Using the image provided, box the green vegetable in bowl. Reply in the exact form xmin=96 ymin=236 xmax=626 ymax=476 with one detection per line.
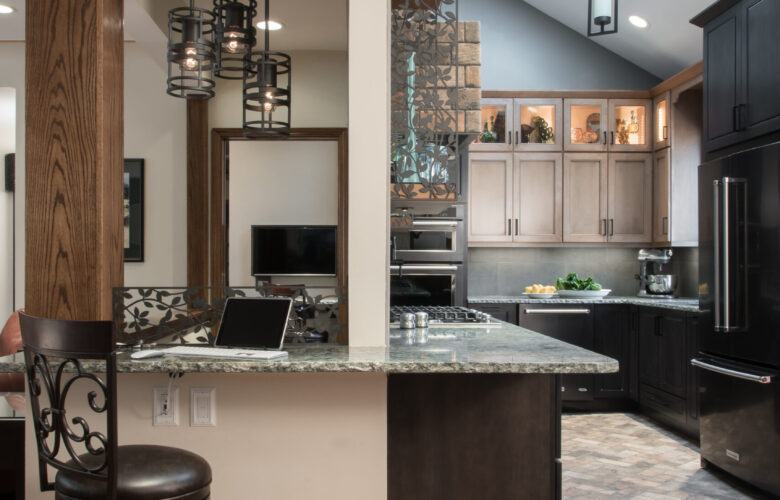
xmin=555 ymin=273 xmax=602 ymax=291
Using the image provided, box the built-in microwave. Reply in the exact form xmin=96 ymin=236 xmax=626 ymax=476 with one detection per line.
xmin=390 ymin=204 xmax=465 ymax=263
xmin=389 ymin=264 xmax=464 ymax=307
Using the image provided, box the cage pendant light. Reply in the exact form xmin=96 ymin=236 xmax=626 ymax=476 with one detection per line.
xmin=587 ymin=0 xmax=618 ymax=37
xmin=166 ymin=0 xmax=217 ymax=99
xmin=242 ymin=0 xmax=291 ymax=137
xmin=213 ymin=0 xmax=258 ymax=79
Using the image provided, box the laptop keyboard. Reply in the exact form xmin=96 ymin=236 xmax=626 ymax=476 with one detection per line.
xmin=161 ymin=346 xmax=288 ymax=360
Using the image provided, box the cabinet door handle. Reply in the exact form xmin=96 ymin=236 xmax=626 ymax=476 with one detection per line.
xmin=603 ymin=131 xmax=607 ymax=144
xmin=609 ymin=219 xmax=614 ymax=236
xmin=739 ymin=104 xmax=747 ymax=131
xmin=662 ymin=125 xmax=668 ymax=140
xmin=601 ymin=218 xmax=607 ymax=236
xmin=662 ymin=216 xmax=668 ymax=236
xmin=515 ymin=218 xmax=519 ymax=236
xmin=524 ymin=308 xmax=591 ymax=315
xmin=515 ymin=130 xmax=519 ymax=145
xmin=507 ymin=218 xmax=511 ymax=236
xmin=611 ymin=131 xmax=615 ymax=145
xmin=733 ymin=105 xmax=739 ymax=132
xmin=508 ymin=131 xmax=512 ymax=145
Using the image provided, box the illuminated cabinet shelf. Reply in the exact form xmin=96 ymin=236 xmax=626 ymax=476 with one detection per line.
xmin=470 ymin=98 xmax=563 ymax=152
xmin=564 ymin=99 xmax=652 ymax=152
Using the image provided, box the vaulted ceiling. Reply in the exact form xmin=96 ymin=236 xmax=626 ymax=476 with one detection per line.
xmin=523 ymin=0 xmax=715 ymax=80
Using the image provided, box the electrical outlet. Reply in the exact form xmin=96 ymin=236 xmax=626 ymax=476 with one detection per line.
xmin=190 ymin=388 xmax=216 ymax=426
xmin=153 ymin=387 xmax=179 ymax=426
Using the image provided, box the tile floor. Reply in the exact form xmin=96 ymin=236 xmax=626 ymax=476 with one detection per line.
xmin=561 ymin=412 xmax=770 ymax=499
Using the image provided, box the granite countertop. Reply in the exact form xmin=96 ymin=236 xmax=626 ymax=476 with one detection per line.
xmin=0 ymin=323 xmax=617 ymax=375
xmin=469 ymin=295 xmax=700 ymax=313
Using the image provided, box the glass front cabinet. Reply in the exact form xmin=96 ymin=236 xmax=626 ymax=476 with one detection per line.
xmin=563 ymin=99 xmax=652 ymax=152
xmin=471 ymin=98 xmax=562 ymax=152
xmin=653 ymin=91 xmax=671 ymax=150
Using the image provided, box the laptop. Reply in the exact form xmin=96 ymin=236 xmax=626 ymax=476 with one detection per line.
xmin=148 ymin=297 xmax=293 ymax=360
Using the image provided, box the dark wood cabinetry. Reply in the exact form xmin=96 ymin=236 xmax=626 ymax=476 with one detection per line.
xmin=468 ymin=303 xmax=518 ymax=325
xmin=697 ymin=0 xmax=780 ymax=152
xmin=516 ymin=304 xmax=594 ymax=401
xmin=593 ymin=305 xmax=635 ymax=399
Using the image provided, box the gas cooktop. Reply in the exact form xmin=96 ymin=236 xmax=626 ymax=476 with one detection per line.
xmin=389 ymin=306 xmax=501 ymax=327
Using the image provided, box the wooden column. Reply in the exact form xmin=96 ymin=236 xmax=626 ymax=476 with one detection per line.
xmin=187 ymin=100 xmax=209 ymax=287
xmin=25 ymin=0 xmax=124 ymax=320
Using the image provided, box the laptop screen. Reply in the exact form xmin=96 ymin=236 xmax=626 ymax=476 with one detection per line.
xmin=215 ymin=297 xmax=292 ymax=350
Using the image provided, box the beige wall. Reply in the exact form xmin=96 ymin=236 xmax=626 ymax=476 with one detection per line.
xmin=26 ymin=372 xmax=388 ymax=499
xmin=348 ymin=0 xmax=390 ymax=347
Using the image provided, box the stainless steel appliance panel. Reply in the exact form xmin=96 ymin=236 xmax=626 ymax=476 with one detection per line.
xmin=390 ymin=264 xmax=464 ymax=307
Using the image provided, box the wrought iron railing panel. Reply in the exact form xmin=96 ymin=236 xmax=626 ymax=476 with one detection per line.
xmin=391 ymin=0 xmax=460 ymax=200
xmin=112 ymin=286 xmax=346 ymax=345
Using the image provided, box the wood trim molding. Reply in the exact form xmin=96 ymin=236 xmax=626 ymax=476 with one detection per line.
xmin=483 ymin=90 xmax=652 ymax=99
xmin=187 ymin=100 xmax=209 ymax=288
xmin=206 ymin=128 xmax=349 ymax=343
xmin=650 ymin=61 xmax=703 ymax=97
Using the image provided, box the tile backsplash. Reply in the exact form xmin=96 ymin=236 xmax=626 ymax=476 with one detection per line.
xmin=468 ymin=247 xmax=699 ymax=298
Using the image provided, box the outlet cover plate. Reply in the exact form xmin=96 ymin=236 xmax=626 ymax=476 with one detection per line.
xmin=153 ymin=387 xmax=179 ymax=426
xmin=190 ymin=387 xmax=216 ymax=426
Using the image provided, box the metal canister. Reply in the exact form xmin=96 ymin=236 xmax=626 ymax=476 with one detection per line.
xmin=399 ymin=312 xmax=416 ymax=329
xmin=414 ymin=311 xmax=429 ymax=328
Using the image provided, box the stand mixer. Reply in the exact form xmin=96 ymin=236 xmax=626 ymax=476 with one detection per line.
xmin=635 ymin=248 xmax=677 ymax=298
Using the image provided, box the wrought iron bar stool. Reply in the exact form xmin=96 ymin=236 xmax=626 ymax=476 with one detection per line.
xmin=19 ymin=313 xmax=212 ymax=500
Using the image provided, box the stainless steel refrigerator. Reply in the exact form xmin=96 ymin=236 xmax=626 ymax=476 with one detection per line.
xmin=696 ymin=140 xmax=780 ymax=496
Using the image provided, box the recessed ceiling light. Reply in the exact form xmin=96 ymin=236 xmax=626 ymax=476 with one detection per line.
xmin=256 ymin=20 xmax=283 ymax=31
xmin=0 ymin=5 xmax=15 ymax=14
xmin=629 ymin=15 xmax=649 ymax=28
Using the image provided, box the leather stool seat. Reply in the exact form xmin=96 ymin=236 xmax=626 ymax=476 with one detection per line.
xmin=55 ymin=445 xmax=211 ymax=500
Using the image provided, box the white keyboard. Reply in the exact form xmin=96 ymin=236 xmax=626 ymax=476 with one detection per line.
xmin=161 ymin=345 xmax=288 ymax=360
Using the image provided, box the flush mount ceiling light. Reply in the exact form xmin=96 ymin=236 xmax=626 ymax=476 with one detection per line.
xmin=213 ymin=0 xmax=258 ymax=79
xmin=0 ymin=5 xmax=15 ymax=14
xmin=628 ymin=15 xmax=649 ymax=28
xmin=166 ymin=0 xmax=217 ymax=99
xmin=256 ymin=20 xmax=282 ymax=30
xmin=242 ymin=0 xmax=291 ymax=137
xmin=587 ymin=0 xmax=618 ymax=37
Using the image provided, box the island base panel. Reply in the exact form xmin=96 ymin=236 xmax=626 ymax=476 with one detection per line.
xmin=388 ymin=373 xmax=561 ymax=500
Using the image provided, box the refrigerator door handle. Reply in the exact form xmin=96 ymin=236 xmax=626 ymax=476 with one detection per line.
xmin=691 ymin=358 xmax=772 ymax=384
xmin=719 ymin=177 xmax=748 ymax=332
xmin=713 ymin=180 xmax=721 ymax=331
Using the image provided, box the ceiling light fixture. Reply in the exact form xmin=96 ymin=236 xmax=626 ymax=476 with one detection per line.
xmin=166 ymin=0 xmax=217 ymax=99
xmin=242 ymin=0 xmax=291 ymax=137
xmin=587 ymin=0 xmax=618 ymax=37
xmin=256 ymin=20 xmax=282 ymax=30
xmin=0 ymin=5 xmax=15 ymax=14
xmin=628 ymin=15 xmax=649 ymax=28
xmin=213 ymin=0 xmax=258 ymax=79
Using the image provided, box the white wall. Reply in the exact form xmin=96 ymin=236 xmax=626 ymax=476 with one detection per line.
xmin=123 ymin=43 xmax=188 ymax=286
xmin=0 ymin=43 xmax=24 ymax=314
xmin=208 ymin=50 xmax=348 ymax=129
xmin=0 ymin=87 xmax=14 ymax=325
xmin=27 ymin=372 xmax=388 ymax=499
xmin=227 ymin=141 xmax=339 ymax=286
xmin=348 ymin=0 xmax=390 ymax=346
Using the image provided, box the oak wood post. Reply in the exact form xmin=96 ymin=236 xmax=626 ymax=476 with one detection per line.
xmin=25 ymin=0 xmax=124 ymax=320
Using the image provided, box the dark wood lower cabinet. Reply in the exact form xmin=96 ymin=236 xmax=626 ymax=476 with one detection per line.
xmin=593 ymin=305 xmax=634 ymax=399
xmin=0 ymin=419 xmax=24 ymax=500
xmin=468 ymin=302 xmax=518 ymax=325
xmin=388 ymin=374 xmax=561 ymax=500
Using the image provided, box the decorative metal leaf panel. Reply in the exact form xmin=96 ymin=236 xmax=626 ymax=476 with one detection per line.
xmin=112 ymin=286 xmax=347 ymax=345
xmin=391 ymin=0 xmax=459 ymax=200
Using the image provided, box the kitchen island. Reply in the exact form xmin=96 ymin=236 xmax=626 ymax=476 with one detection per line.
xmin=2 ymin=323 xmax=616 ymax=500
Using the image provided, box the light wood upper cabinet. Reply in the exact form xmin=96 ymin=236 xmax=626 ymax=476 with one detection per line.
xmin=608 ymin=153 xmax=653 ymax=243
xmin=513 ymin=153 xmax=563 ymax=243
xmin=468 ymin=153 xmax=513 ymax=242
xmin=563 ymin=153 xmax=608 ymax=243
xmin=564 ymin=99 xmax=609 ymax=152
xmin=470 ymin=98 xmax=514 ymax=152
xmin=654 ymin=92 xmax=671 ymax=150
xmin=513 ymin=99 xmax=563 ymax=152
xmin=608 ymin=100 xmax=653 ymax=152
xmin=653 ymin=148 xmax=671 ymax=243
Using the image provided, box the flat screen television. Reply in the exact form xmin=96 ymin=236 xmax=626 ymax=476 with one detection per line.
xmin=251 ymin=225 xmax=337 ymax=276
